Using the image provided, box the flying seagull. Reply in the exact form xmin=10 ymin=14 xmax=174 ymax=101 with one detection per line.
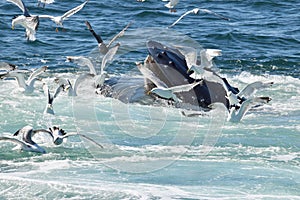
xmin=0 ymin=125 xmax=47 ymax=153
xmin=169 ymin=8 xmax=229 ymax=28
xmin=0 ymin=62 xmax=17 ymax=71
xmin=85 ymin=20 xmax=131 ymax=54
xmin=226 ymin=81 xmax=274 ymax=107
xmin=162 ymin=0 xmax=179 ymax=12
xmin=54 ymin=73 xmax=94 ymax=96
xmin=186 ymin=48 xmax=223 ymax=85
xmin=37 ymin=0 xmax=54 ymax=8
xmin=0 ymin=66 xmax=47 ymax=94
xmin=42 ymin=83 xmax=63 ymax=115
xmin=210 ymin=97 xmax=272 ymax=122
xmin=66 ymin=56 xmax=97 ymax=76
xmin=95 ymin=43 xmax=120 ymax=87
xmin=7 ymin=0 xmax=40 ymax=41
xmin=67 ymin=43 xmax=120 ymax=88
xmin=40 ymin=0 xmax=89 ymax=31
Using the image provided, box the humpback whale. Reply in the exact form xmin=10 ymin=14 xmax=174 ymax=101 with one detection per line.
xmin=95 ymin=40 xmax=239 ymax=110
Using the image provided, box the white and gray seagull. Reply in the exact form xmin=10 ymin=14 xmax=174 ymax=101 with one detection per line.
xmin=40 ymin=0 xmax=89 ymax=31
xmin=0 ymin=66 xmax=47 ymax=94
xmin=54 ymin=74 xmax=92 ymax=97
xmin=42 ymin=83 xmax=64 ymax=115
xmin=0 ymin=62 xmax=17 ymax=72
xmin=186 ymin=48 xmax=223 ymax=85
xmin=95 ymin=43 xmax=120 ymax=87
xmin=85 ymin=20 xmax=130 ymax=55
xmin=67 ymin=43 xmax=120 ymax=88
xmin=210 ymin=97 xmax=272 ymax=122
xmin=37 ymin=0 xmax=55 ymax=8
xmin=226 ymin=81 xmax=274 ymax=107
xmin=7 ymin=0 xmax=40 ymax=41
xmin=169 ymin=8 xmax=229 ymax=28
xmin=162 ymin=0 xmax=179 ymax=12
xmin=66 ymin=56 xmax=97 ymax=76
xmin=0 ymin=125 xmax=47 ymax=153
xmin=43 ymin=127 xmax=104 ymax=148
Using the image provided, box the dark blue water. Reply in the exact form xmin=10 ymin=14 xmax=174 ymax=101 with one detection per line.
xmin=1 ymin=0 xmax=299 ymax=76
xmin=0 ymin=0 xmax=299 ymax=199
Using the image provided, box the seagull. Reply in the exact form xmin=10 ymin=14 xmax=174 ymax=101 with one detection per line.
xmin=37 ymin=0 xmax=54 ymax=8
xmin=42 ymin=83 xmax=63 ymax=115
xmin=66 ymin=56 xmax=97 ymax=76
xmin=168 ymin=7 xmax=229 ymax=28
xmin=26 ymin=126 xmax=66 ymax=145
xmin=0 ymin=125 xmax=46 ymax=153
xmin=162 ymin=0 xmax=179 ymax=12
xmin=67 ymin=43 xmax=120 ymax=88
xmin=186 ymin=48 xmax=223 ymax=84
xmin=32 ymin=125 xmax=104 ymax=148
xmin=0 ymin=62 xmax=17 ymax=71
xmin=54 ymin=73 xmax=93 ymax=96
xmin=39 ymin=0 xmax=89 ymax=31
xmin=7 ymin=0 xmax=40 ymax=41
xmin=0 ymin=66 xmax=47 ymax=94
xmin=95 ymin=43 xmax=120 ymax=87
xmin=85 ymin=20 xmax=131 ymax=54
xmin=210 ymin=97 xmax=272 ymax=122
xmin=43 ymin=128 xmax=104 ymax=148
xmin=226 ymin=81 xmax=274 ymax=107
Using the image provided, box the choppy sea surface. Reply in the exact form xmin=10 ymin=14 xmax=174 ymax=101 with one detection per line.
xmin=0 ymin=0 xmax=299 ymax=199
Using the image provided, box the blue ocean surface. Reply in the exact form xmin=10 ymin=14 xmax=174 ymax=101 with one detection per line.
xmin=0 ymin=0 xmax=299 ymax=199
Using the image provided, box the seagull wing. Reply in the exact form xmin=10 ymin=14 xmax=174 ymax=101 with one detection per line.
xmin=73 ymin=73 xmax=94 ymax=95
xmin=67 ymin=56 xmax=97 ymax=75
xmin=231 ymin=97 xmax=271 ymax=122
xmin=61 ymin=0 xmax=89 ymax=21
xmin=198 ymin=8 xmax=230 ymax=21
xmin=39 ymin=14 xmax=56 ymax=21
xmin=7 ymin=0 xmax=30 ymax=16
xmin=0 ymin=62 xmax=17 ymax=71
xmin=78 ymin=133 xmax=104 ymax=149
xmin=238 ymin=81 xmax=273 ymax=98
xmin=28 ymin=66 xmax=47 ymax=83
xmin=4 ymin=71 xmax=27 ymax=89
xmin=101 ymin=43 xmax=120 ymax=74
xmin=32 ymin=129 xmax=53 ymax=139
xmin=0 ymin=136 xmax=27 ymax=147
xmin=53 ymin=84 xmax=64 ymax=99
xmin=13 ymin=125 xmax=33 ymax=137
xmin=168 ymin=9 xmax=195 ymax=28
xmin=169 ymin=81 xmax=201 ymax=93
xmin=204 ymin=49 xmax=222 ymax=62
xmin=107 ymin=22 xmax=132 ymax=48
xmin=42 ymin=83 xmax=54 ymax=105
xmin=173 ymin=45 xmax=197 ymax=69
xmin=85 ymin=20 xmax=104 ymax=44
xmin=136 ymin=62 xmax=168 ymax=88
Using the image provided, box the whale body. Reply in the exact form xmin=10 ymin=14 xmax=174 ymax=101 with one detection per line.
xmin=97 ymin=41 xmax=240 ymax=110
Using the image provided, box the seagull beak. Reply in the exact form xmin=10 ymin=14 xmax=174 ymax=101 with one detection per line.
xmin=147 ymin=91 xmax=151 ymax=95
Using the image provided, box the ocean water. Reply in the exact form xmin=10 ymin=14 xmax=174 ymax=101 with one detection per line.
xmin=0 ymin=0 xmax=299 ymax=199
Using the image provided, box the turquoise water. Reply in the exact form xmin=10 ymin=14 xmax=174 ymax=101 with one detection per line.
xmin=0 ymin=0 xmax=299 ymax=199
